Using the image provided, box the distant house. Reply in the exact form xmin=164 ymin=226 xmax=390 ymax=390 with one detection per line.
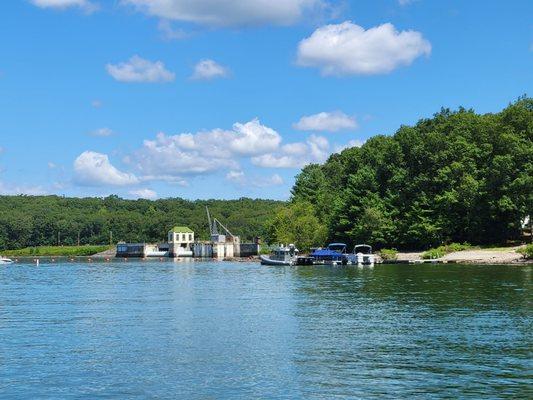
xmin=168 ymin=226 xmax=194 ymax=257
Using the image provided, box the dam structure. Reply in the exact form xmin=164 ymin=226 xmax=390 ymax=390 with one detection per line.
xmin=115 ymin=208 xmax=259 ymax=259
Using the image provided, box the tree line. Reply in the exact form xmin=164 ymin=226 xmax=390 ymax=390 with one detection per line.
xmin=0 ymin=196 xmax=281 ymax=250
xmin=268 ymin=97 xmax=532 ymax=250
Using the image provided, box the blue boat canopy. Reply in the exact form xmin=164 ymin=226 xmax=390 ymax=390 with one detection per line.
xmin=312 ymin=249 xmax=341 ymax=257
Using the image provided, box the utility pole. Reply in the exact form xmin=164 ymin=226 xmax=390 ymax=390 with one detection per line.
xmin=77 ymin=231 xmax=80 ymax=247
xmin=110 ymin=230 xmax=113 ymax=246
xmin=57 ymin=231 xmax=60 ymax=246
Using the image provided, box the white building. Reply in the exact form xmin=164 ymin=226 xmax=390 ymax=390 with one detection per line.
xmin=168 ymin=226 xmax=194 ymax=257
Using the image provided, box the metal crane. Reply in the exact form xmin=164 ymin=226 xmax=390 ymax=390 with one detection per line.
xmin=206 ymin=206 xmax=234 ymax=239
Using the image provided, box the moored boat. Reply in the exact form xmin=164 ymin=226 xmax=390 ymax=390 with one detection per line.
xmin=311 ymin=243 xmax=348 ymax=265
xmin=0 ymin=256 xmax=14 ymax=265
xmin=260 ymin=244 xmax=299 ymax=266
xmin=347 ymin=244 xmax=375 ymax=266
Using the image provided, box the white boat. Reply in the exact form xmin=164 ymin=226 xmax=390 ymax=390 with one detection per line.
xmin=350 ymin=244 xmax=375 ymax=266
xmin=260 ymin=244 xmax=299 ymax=266
xmin=0 ymin=256 xmax=14 ymax=265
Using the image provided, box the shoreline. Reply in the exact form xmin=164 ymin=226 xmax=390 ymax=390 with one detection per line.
xmin=395 ymin=246 xmax=531 ymax=265
xmin=4 ymin=255 xmax=532 ymax=265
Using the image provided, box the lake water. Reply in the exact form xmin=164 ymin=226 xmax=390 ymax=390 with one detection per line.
xmin=0 ymin=260 xmax=531 ymax=399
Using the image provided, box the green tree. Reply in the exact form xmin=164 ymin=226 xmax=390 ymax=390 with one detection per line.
xmin=266 ymin=202 xmax=327 ymax=251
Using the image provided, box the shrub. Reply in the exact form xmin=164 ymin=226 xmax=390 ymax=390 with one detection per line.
xmin=379 ymin=248 xmax=398 ymax=261
xmin=446 ymin=242 xmax=472 ymax=252
xmin=422 ymin=248 xmax=446 ymax=259
xmin=517 ymin=244 xmax=533 ymax=259
xmin=422 ymin=242 xmax=472 ymax=259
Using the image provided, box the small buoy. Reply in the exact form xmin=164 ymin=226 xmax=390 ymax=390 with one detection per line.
xmin=88 ymin=258 xmax=92 ymax=262
xmin=51 ymin=259 xmax=55 ymax=262
xmin=105 ymin=258 xmax=110 ymax=261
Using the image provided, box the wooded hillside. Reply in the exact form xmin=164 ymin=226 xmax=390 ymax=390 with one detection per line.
xmin=0 ymin=196 xmax=282 ymax=250
xmin=282 ymin=97 xmax=532 ymax=249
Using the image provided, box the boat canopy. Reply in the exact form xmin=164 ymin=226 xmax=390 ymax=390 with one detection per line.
xmin=353 ymin=244 xmax=372 ymax=254
xmin=327 ymin=243 xmax=347 ymax=252
xmin=311 ymin=248 xmax=346 ymax=260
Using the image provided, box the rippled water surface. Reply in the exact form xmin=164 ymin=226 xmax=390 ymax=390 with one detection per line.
xmin=1 ymin=260 xmax=531 ymax=399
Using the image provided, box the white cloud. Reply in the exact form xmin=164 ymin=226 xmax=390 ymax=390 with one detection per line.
xmin=252 ymin=134 xmax=330 ymax=168
xmin=74 ymin=151 xmax=139 ymax=186
xmin=91 ymin=100 xmax=102 ymax=108
xmin=47 ymin=162 xmax=57 ymax=169
xmin=226 ymin=170 xmax=283 ymax=187
xmin=334 ymin=139 xmax=365 ymax=153
xmin=226 ymin=170 xmax=246 ymax=184
xmin=293 ymin=111 xmax=357 ymax=132
xmin=121 ymin=0 xmax=329 ymax=27
xmin=88 ymin=127 xmax=114 ymax=137
xmin=229 ymin=119 xmax=282 ymax=155
xmin=256 ymin=173 xmax=284 ymax=187
xmin=132 ymin=118 xmax=282 ymax=179
xmin=129 ymin=188 xmax=158 ymax=200
xmin=106 ymin=55 xmax=175 ymax=83
xmin=191 ymin=59 xmax=230 ymax=81
xmin=31 ymin=0 xmax=98 ymax=12
xmin=297 ymin=21 xmax=431 ymax=76
xmin=158 ymin=20 xmax=189 ymax=40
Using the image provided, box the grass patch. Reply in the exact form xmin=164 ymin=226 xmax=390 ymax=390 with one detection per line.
xmin=422 ymin=242 xmax=472 ymax=260
xmin=379 ymin=248 xmax=398 ymax=261
xmin=517 ymin=244 xmax=533 ymax=259
xmin=2 ymin=245 xmax=113 ymax=257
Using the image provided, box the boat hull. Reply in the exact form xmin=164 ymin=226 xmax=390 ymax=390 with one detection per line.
xmin=260 ymin=255 xmax=293 ymax=266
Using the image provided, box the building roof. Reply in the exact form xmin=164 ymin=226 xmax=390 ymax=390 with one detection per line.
xmin=170 ymin=226 xmax=194 ymax=233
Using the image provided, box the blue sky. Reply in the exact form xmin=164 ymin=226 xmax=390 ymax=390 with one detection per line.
xmin=0 ymin=0 xmax=531 ymax=200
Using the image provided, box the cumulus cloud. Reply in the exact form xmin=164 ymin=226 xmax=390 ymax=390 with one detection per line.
xmin=91 ymin=100 xmax=102 ymax=108
xmin=106 ymin=55 xmax=175 ymax=83
xmin=74 ymin=151 xmax=139 ymax=186
xmin=129 ymin=188 xmax=158 ymax=200
xmin=252 ymin=134 xmax=330 ymax=168
xmin=121 ymin=0 xmax=329 ymax=27
xmin=132 ymin=118 xmax=282 ymax=179
xmin=88 ymin=127 xmax=114 ymax=137
xmin=297 ymin=21 xmax=431 ymax=76
xmin=70 ymin=119 xmax=355 ymax=191
xmin=191 ymin=59 xmax=230 ymax=81
xmin=31 ymin=0 xmax=98 ymax=12
xmin=293 ymin=111 xmax=357 ymax=132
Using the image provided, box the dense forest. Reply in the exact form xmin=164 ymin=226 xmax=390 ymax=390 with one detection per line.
xmin=268 ymin=97 xmax=532 ymax=250
xmin=0 ymin=196 xmax=281 ymax=250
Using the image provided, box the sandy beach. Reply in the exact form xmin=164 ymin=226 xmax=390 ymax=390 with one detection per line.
xmin=397 ymin=246 xmax=529 ymax=264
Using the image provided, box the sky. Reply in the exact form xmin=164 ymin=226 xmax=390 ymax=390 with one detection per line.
xmin=0 ymin=0 xmax=531 ymax=201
